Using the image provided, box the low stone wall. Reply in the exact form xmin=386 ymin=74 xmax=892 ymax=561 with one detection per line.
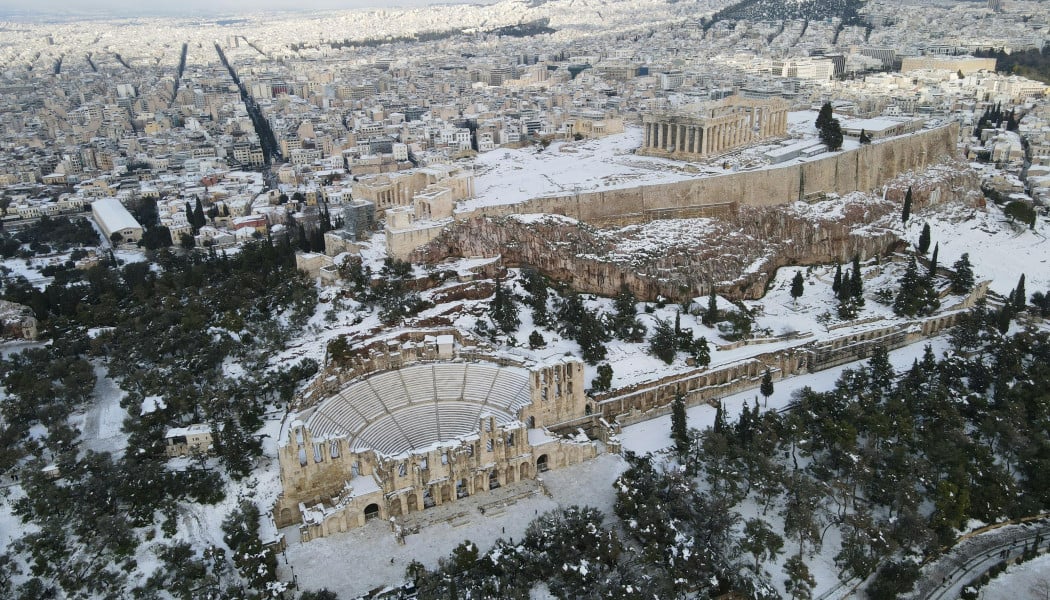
xmin=598 ymin=283 xmax=986 ymax=427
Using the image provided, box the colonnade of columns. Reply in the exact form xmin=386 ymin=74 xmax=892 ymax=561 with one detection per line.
xmin=640 ymin=106 xmax=788 ymax=159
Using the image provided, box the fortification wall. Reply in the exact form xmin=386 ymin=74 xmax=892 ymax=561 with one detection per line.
xmin=457 ymin=123 xmax=959 ymax=224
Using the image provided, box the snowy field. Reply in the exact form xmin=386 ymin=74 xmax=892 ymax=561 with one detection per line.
xmin=983 ymin=553 xmax=1050 ymax=599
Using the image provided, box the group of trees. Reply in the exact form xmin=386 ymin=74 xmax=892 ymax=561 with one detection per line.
xmin=0 ymin=215 xmax=99 ymax=258
xmin=972 ymin=101 xmax=1019 ymax=135
xmin=833 ymin=256 xmax=865 ymax=319
xmin=337 ymin=256 xmax=428 ymax=327
xmin=398 ymin=294 xmax=1050 ymax=597
xmin=816 ymin=103 xmax=844 ymax=151
xmin=0 ymin=238 xmax=322 ymax=597
xmin=649 ymin=310 xmax=710 ymax=366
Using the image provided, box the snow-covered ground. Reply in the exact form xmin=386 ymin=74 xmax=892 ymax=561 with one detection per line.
xmin=75 ymin=365 xmax=129 ymax=457
xmin=983 ymin=553 xmax=1050 ymax=600
xmin=460 ymin=110 xmax=868 ymax=213
xmin=279 ymin=453 xmax=627 ymax=598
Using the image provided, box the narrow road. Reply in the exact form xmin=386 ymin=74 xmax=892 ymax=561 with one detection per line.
xmin=906 ymin=518 xmax=1050 ymax=600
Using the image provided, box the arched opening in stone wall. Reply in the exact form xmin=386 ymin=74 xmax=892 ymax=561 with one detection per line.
xmin=407 ymin=493 xmax=418 ymax=513
xmin=364 ymin=503 xmax=380 ymax=521
xmin=389 ymin=497 xmax=403 ymax=517
xmin=424 ymin=488 xmax=436 ymax=509
xmin=441 ymin=485 xmax=452 ymax=504
xmin=456 ymin=478 xmax=469 ymax=499
xmin=537 ymin=454 xmax=549 ymax=473
xmin=489 ymin=469 xmax=500 ymax=490
xmin=519 ymin=463 xmax=530 ymax=480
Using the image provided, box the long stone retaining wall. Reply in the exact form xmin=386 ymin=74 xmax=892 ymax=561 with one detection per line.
xmin=458 ymin=123 xmax=960 ymax=225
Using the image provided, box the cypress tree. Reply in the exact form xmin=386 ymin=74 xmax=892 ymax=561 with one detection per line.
xmin=790 ymin=271 xmax=805 ymax=304
xmin=1014 ymin=274 xmax=1026 ymax=311
xmin=928 ymin=243 xmax=939 ymax=279
xmin=760 ymin=368 xmax=774 ymax=406
xmin=185 ymin=202 xmax=196 ymax=234
xmin=671 ymin=394 xmax=688 ymax=456
xmin=832 ymin=263 xmax=842 ymax=295
xmin=815 ymin=102 xmax=834 ymax=130
xmin=902 ymin=187 xmax=913 ymax=223
xmin=918 ymin=223 xmax=931 ymax=254
xmin=193 ymin=197 xmax=206 ymax=229
xmin=851 ymin=255 xmax=864 ymax=303
xmin=713 ymin=401 xmax=726 ymax=434
xmin=704 ymin=288 xmax=719 ymax=325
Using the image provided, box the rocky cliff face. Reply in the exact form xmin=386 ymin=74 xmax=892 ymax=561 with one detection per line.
xmin=412 ymin=164 xmax=981 ymax=302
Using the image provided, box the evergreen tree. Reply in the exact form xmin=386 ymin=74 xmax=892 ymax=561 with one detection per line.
xmin=713 ymin=401 xmax=726 ymax=434
xmin=741 ymin=518 xmax=784 ymax=574
xmin=918 ymin=223 xmax=931 ymax=254
xmin=577 ymin=308 xmax=609 ymax=364
xmin=893 ymin=255 xmax=939 ymax=317
xmin=703 ymin=289 xmax=719 ymax=325
xmin=928 ymin=243 xmax=939 ymax=279
xmin=649 ymin=318 xmax=677 ymax=364
xmin=671 ymin=394 xmax=688 ymax=456
xmin=1013 ymin=273 xmax=1026 ymax=311
xmin=851 ymin=255 xmax=864 ymax=304
xmin=193 ymin=197 xmax=206 ymax=229
xmin=490 ymin=279 xmax=520 ymax=334
xmin=690 ymin=336 xmax=711 ymax=367
xmin=612 ymin=283 xmax=644 ymax=341
xmin=185 ymin=202 xmax=197 ymax=234
xmin=821 ymin=119 xmax=844 ymax=151
xmin=950 ymin=253 xmax=975 ymax=294
xmin=557 ymin=293 xmax=586 ymax=339
xmin=591 ymin=363 xmax=613 ymax=392
xmin=815 ymin=102 xmax=834 ymax=130
xmin=528 ymin=330 xmax=545 ymax=349
xmin=858 ymin=129 xmax=872 ymax=144
xmin=790 ymin=271 xmax=804 ymax=304
xmin=522 ymin=268 xmax=550 ymax=325
xmin=784 ymin=555 xmax=816 ymax=600
xmin=832 ymin=263 xmax=842 ymax=295
xmin=760 ymin=368 xmax=774 ymax=406
xmin=902 ymin=187 xmax=913 ymax=223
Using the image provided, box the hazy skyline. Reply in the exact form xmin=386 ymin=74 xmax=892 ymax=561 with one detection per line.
xmin=0 ymin=0 xmax=481 ymax=18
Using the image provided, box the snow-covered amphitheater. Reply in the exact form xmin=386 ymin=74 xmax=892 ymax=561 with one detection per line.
xmin=274 ymin=343 xmax=602 ymax=541
xmin=303 ymin=363 xmax=535 ymax=457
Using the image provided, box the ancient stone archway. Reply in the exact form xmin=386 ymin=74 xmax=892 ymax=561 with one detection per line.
xmin=456 ymin=478 xmax=469 ymax=499
xmin=537 ymin=454 xmax=549 ymax=473
xmin=407 ymin=493 xmax=419 ymax=513
xmin=364 ymin=503 xmax=380 ymax=521
xmin=519 ymin=462 xmax=530 ymax=480
xmin=489 ymin=469 xmax=501 ymax=490
xmin=388 ymin=497 xmax=403 ymax=517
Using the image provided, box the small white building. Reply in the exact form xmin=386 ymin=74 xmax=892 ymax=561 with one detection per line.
xmin=164 ymin=424 xmax=215 ymax=457
xmin=91 ymin=197 xmax=143 ymax=243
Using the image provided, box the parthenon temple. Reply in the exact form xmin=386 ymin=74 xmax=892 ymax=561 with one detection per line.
xmin=639 ymin=97 xmax=789 ymax=160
